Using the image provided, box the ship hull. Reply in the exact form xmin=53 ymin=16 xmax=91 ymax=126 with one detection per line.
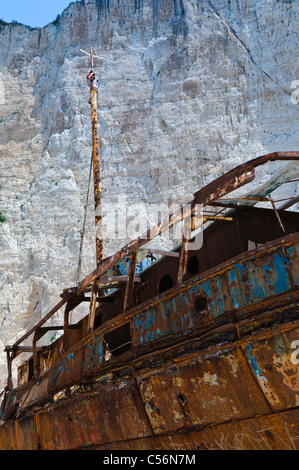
xmin=0 ymin=312 xmax=298 ymax=450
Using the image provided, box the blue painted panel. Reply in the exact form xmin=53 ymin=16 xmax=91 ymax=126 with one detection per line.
xmin=81 ymin=334 xmax=104 ymax=373
xmin=131 ymin=241 xmax=298 ymax=348
xmin=243 ymin=344 xmax=268 ymax=385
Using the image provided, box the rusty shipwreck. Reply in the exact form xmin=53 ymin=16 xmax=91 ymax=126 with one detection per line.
xmin=0 ymin=50 xmax=299 ymax=451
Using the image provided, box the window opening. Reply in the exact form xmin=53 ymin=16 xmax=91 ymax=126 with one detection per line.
xmin=187 ymin=256 xmax=199 ymax=275
xmin=159 ymin=274 xmax=173 ymax=293
xmin=103 ymin=322 xmax=131 ymax=357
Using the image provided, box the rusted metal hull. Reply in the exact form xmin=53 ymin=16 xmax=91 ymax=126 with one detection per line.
xmin=1 ymin=233 xmax=299 ymax=450
xmin=1 ymin=410 xmax=299 ymax=450
xmin=1 ymin=232 xmax=297 ymax=414
xmin=0 ymin=317 xmax=298 ymax=450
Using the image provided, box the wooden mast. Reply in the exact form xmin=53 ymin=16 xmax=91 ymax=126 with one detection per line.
xmin=81 ymin=46 xmax=104 ymax=332
xmin=86 ymin=46 xmax=104 ymax=267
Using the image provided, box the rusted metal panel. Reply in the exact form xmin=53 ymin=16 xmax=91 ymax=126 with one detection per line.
xmin=2 ymin=322 xmax=299 ymax=449
xmin=36 ymin=394 xmax=102 ymax=450
xmin=22 ymin=375 xmax=50 ymax=409
xmin=134 ymin=295 xmax=192 ymax=346
xmin=0 ymin=412 xmax=38 ymax=450
xmin=18 ymin=360 xmax=30 ymax=387
xmin=131 ymin=237 xmax=299 ymax=348
xmin=81 ymin=331 xmax=104 ymax=375
xmin=93 ymin=408 xmax=299 ymax=450
xmin=242 ymin=327 xmax=299 ymax=411
xmin=224 ymin=247 xmax=295 ymax=314
xmin=136 ymin=346 xmax=271 ymax=435
xmin=0 ymin=420 xmax=16 ymax=450
xmin=288 ymin=242 xmax=299 ymax=285
xmin=50 ymin=347 xmax=83 ymax=392
xmin=14 ymin=415 xmax=39 ymax=450
xmin=0 ymin=387 xmax=28 ymax=422
xmin=36 ymin=378 xmax=153 ymax=450
xmin=10 ymin=235 xmax=299 ymax=407
xmin=191 ymin=408 xmax=299 ymax=450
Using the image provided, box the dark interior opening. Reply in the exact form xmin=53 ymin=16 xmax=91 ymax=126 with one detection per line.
xmin=94 ymin=313 xmax=102 ymax=330
xmin=28 ymin=357 xmax=34 ymax=381
xmin=194 ymin=294 xmax=208 ymax=313
xmin=159 ymin=274 xmax=174 ymax=293
xmin=187 ymin=255 xmax=199 ymax=275
xmin=103 ymin=322 xmax=131 ymax=357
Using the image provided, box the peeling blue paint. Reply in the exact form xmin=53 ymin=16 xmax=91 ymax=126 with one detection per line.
xmin=203 ymin=372 xmax=218 ymax=386
xmin=251 ymin=276 xmax=266 ymax=300
xmin=236 ymin=264 xmax=251 ymax=304
xmin=201 ymin=279 xmax=211 ymax=298
xmin=133 ymin=308 xmax=159 ymax=345
xmin=261 ymin=253 xmax=291 ymax=295
xmin=131 ymin=243 xmax=297 ymax=347
xmin=228 ymin=268 xmax=239 ymax=308
xmin=188 ymin=284 xmax=201 ymax=296
xmin=82 ymin=335 xmax=103 ymax=372
xmin=273 ymin=253 xmax=291 ymax=294
xmin=244 ymin=344 xmax=268 ymax=384
xmin=107 ymin=255 xmax=156 ymax=278
xmin=66 ymin=353 xmax=74 ymax=373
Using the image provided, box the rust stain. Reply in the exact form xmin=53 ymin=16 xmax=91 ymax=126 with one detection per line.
xmin=90 ymin=409 xmax=299 ymax=450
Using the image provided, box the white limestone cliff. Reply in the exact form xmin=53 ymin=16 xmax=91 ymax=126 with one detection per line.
xmin=0 ymin=0 xmax=298 ymax=388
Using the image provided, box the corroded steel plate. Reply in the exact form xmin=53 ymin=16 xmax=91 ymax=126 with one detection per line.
xmin=137 ymin=345 xmax=271 ymax=434
xmin=92 ymin=409 xmax=299 ymax=450
xmin=242 ymin=327 xmax=299 ymax=410
xmin=35 ymin=377 xmax=152 ymax=450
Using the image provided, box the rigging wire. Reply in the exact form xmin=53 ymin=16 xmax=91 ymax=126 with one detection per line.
xmin=74 ymin=154 xmax=93 ymax=285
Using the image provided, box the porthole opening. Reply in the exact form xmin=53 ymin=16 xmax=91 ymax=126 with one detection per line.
xmin=194 ymin=294 xmax=208 ymax=313
xmin=159 ymin=274 xmax=173 ymax=294
xmin=187 ymin=256 xmax=199 ymax=275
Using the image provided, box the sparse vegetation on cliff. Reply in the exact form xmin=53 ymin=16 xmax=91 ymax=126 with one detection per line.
xmin=0 ymin=211 xmax=6 ymax=223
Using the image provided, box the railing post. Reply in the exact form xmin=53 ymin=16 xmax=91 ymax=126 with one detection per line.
xmin=88 ymin=279 xmax=99 ymax=334
xmin=123 ymin=251 xmax=137 ymax=311
xmin=6 ymin=349 xmax=13 ymax=391
xmin=33 ymin=329 xmax=44 ymax=377
xmin=63 ymin=302 xmax=71 ymax=351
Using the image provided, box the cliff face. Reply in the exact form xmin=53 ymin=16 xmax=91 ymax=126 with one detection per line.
xmin=0 ymin=0 xmax=298 ymax=388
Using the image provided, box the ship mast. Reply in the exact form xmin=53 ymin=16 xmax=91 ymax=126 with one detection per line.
xmin=85 ymin=46 xmax=104 ymax=267
xmin=80 ymin=46 xmax=104 ymax=332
